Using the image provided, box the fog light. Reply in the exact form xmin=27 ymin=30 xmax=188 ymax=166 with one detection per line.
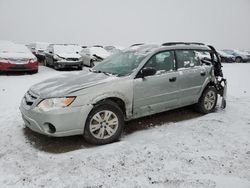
xmin=43 ymin=123 xmax=56 ymax=133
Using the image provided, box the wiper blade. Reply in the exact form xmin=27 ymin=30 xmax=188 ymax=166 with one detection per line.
xmin=90 ymin=69 xmax=111 ymax=76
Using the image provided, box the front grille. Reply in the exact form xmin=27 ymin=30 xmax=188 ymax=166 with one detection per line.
xmin=24 ymin=91 xmax=38 ymax=106
xmin=66 ymin=58 xmax=78 ymax=61
xmin=9 ymin=65 xmax=26 ymax=70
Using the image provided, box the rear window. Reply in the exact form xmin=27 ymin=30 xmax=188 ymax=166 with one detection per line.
xmin=176 ymin=50 xmax=200 ymax=69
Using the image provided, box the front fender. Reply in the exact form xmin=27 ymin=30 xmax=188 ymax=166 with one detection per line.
xmin=90 ymin=91 xmax=133 ymax=119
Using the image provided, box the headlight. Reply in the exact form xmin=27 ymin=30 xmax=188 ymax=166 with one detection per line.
xmin=29 ymin=58 xmax=37 ymax=63
xmin=53 ymin=55 xmax=63 ymax=61
xmin=37 ymin=97 xmax=76 ymax=111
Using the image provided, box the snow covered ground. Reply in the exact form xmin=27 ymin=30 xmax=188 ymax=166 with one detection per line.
xmin=0 ymin=64 xmax=250 ymax=188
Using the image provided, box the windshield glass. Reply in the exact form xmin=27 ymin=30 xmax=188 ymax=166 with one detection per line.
xmin=93 ymin=51 xmax=147 ymax=77
xmin=0 ymin=44 xmax=30 ymax=53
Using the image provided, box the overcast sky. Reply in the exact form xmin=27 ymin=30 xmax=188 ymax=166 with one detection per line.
xmin=0 ymin=0 xmax=250 ymax=49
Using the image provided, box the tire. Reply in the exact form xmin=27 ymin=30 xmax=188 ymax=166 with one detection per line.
xmin=30 ymin=70 xmax=38 ymax=74
xmin=44 ymin=59 xmax=47 ymax=67
xmin=78 ymin=65 xmax=83 ymax=70
xmin=195 ymin=86 xmax=218 ymax=114
xmin=221 ymin=98 xmax=226 ymax=109
xmin=235 ymin=57 xmax=243 ymax=63
xmin=53 ymin=62 xmax=59 ymax=70
xmin=90 ymin=60 xmax=95 ymax=67
xmin=84 ymin=100 xmax=124 ymax=145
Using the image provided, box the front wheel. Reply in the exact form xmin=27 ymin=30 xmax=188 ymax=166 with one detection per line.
xmin=195 ymin=86 xmax=218 ymax=114
xmin=84 ymin=101 xmax=124 ymax=145
xmin=235 ymin=57 xmax=243 ymax=63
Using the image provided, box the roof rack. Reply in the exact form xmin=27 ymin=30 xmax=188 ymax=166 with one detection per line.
xmin=162 ymin=42 xmax=205 ymax=46
xmin=130 ymin=43 xmax=145 ymax=47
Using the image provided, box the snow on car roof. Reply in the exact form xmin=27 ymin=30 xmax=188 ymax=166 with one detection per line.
xmin=54 ymin=44 xmax=82 ymax=54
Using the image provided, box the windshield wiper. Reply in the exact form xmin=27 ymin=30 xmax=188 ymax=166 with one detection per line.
xmin=89 ymin=69 xmax=111 ymax=76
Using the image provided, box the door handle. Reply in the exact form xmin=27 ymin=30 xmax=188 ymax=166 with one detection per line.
xmin=169 ymin=77 xmax=176 ymax=82
xmin=200 ymin=72 xmax=206 ymax=76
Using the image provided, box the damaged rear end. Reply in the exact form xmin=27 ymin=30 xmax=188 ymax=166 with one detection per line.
xmin=207 ymin=45 xmax=227 ymax=108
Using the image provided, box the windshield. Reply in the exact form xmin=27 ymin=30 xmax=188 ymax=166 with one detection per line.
xmin=0 ymin=44 xmax=30 ymax=53
xmin=93 ymin=51 xmax=147 ymax=77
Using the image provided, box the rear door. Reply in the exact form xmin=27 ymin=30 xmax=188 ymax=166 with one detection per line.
xmin=175 ymin=50 xmax=209 ymax=105
xmin=133 ymin=50 xmax=180 ymax=118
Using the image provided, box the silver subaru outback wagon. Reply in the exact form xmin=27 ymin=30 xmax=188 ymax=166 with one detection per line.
xmin=20 ymin=43 xmax=227 ymax=145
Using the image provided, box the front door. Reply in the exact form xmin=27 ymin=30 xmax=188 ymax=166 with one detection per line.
xmin=133 ymin=50 xmax=179 ymax=118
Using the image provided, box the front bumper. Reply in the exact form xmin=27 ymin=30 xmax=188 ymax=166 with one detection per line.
xmin=54 ymin=60 xmax=83 ymax=68
xmin=20 ymin=99 xmax=93 ymax=137
xmin=0 ymin=62 xmax=38 ymax=72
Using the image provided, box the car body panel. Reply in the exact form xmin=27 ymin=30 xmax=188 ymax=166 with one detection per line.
xmin=133 ymin=71 xmax=179 ymax=118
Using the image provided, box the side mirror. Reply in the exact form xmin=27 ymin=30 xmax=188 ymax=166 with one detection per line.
xmin=140 ymin=67 xmax=157 ymax=78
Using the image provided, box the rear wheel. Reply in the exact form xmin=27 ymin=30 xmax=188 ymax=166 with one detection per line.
xmin=195 ymin=86 xmax=218 ymax=114
xmin=84 ymin=101 xmax=124 ymax=145
xmin=235 ymin=57 xmax=243 ymax=63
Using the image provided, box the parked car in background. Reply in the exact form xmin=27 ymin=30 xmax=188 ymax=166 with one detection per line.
xmin=45 ymin=44 xmax=83 ymax=70
xmin=80 ymin=46 xmax=110 ymax=67
xmin=217 ymin=50 xmax=235 ymax=63
xmin=0 ymin=43 xmax=38 ymax=73
xmin=222 ymin=49 xmax=250 ymax=63
xmin=104 ymin=46 xmax=122 ymax=54
xmin=20 ymin=43 xmax=227 ymax=145
xmin=27 ymin=42 xmax=50 ymax=62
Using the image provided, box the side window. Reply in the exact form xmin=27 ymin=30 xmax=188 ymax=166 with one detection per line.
xmin=144 ymin=51 xmax=175 ymax=74
xmin=176 ymin=50 xmax=200 ymax=69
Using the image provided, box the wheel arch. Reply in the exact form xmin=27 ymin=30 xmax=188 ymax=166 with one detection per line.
xmin=198 ymin=78 xmax=217 ymax=99
xmin=91 ymin=93 xmax=132 ymax=120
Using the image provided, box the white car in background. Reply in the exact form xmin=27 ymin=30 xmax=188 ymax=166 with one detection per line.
xmin=0 ymin=43 xmax=38 ymax=73
xmin=80 ymin=46 xmax=110 ymax=67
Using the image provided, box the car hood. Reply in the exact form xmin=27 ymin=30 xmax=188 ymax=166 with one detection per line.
xmin=30 ymin=70 xmax=118 ymax=98
xmin=0 ymin=52 xmax=35 ymax=59
xmin=56 ymin=53 xmax=81 ymax=59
